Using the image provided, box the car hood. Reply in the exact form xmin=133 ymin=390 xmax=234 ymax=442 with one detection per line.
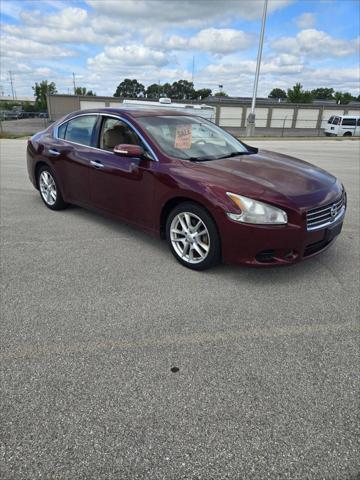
xmin=181 ymin=149 xmax=340 ymax=210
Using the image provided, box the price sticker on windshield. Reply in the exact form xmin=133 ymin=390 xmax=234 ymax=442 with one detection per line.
xmin=174 ymin=125 xmax=192 ymax=149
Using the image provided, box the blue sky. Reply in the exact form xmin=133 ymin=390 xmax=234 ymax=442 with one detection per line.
xmin=1 ymin=0 xmax=359 ymax=98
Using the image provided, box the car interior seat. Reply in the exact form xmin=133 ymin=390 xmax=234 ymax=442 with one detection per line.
xmin=103 ymin=124 xmax=139 ymax=150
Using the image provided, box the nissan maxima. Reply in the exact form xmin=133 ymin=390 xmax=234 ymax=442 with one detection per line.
xmin=27 ymin=108 xmax=346 ymax=270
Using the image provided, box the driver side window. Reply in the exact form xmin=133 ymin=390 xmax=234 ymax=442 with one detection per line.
xmin=100 ymin=117 xmax=142 ymax=152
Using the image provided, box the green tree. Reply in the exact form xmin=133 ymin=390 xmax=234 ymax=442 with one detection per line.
xmin=193 ymin=88 xmax=212 ymax=100
xmin=114 ymin=79 xmax=145 ymax=98
xmin=310 ymin=87 xmax=334 ymax=100
xmin=214 ymin=91 xmax=229 ymax=97
xmin=75 ymin=86 xmax=86 ymax=95
xmin=334 ymin=91 xmax=353 ymax=104
xmin=287 ymin=83 xmax=313 ymax=103
xmin=162 ymin=83 xmax=173 ymax=98
xmin=32 ymin=80 xmax=57 ymax=111
xmin=146 ymin=83 xmax=163 ymax=99
xmin=268 ymin=88 xmax=287 ymax=99
xmin=74 ymin=87 xmax=96 ymax=96
xmin=170 ymin=80 xmax=195 ymax=100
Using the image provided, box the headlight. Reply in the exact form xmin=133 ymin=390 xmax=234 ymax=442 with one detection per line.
xmin=226 ymin=192 xmax=287 ymax=225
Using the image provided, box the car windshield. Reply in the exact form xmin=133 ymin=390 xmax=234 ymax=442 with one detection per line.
xmin=137 ymin=115 xmax=250 ymax=160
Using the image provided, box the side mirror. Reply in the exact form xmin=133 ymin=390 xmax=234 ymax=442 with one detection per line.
xmin=113 ymin=144 xmax=144 ymax=157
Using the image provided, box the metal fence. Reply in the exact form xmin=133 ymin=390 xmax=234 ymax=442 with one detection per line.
xmin=219 ymin=117 xmax=328 ymax=137
xmin=0 ymin=114 xmax=354 ymax=138
xmin=0 ymin=114 xmax=52 ymax=136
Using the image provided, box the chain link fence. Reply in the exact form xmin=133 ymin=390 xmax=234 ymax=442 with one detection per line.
xmin=219 ymin=117 xmax=327 ymax=137
xmin=0 ymin=113 xmax=355 ymax=138
xmin=0 ymin=112 xmax=52 ymax=136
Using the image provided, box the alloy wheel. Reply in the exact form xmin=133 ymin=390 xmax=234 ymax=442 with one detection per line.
xmin=170 ymin=212 xmax=210 ymax=264
xmin=39 ymin=170 xmax=57 ymax=206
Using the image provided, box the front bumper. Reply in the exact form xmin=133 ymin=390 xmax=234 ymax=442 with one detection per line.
xmin=220 ymin=213 xmax=344 ymax=266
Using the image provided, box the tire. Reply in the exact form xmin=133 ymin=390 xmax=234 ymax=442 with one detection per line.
xmin=37 ymin=165 xmax=67 ymax=210
xmin=344 ymin=131 xmax=352 ymax=137
xmin=166 ymin=202 xmax=221 ymax=270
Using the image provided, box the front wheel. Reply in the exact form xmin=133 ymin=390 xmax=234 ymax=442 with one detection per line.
xmin=166 ymin=202 xmax=221 ymax=270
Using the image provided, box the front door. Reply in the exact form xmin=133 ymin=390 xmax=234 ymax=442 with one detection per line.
xmin=89 ymin=116 xmax=156 ymax=230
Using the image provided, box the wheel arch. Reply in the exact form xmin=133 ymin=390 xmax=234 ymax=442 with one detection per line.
xmin=159 ymin=196 xmax=220 ymax=241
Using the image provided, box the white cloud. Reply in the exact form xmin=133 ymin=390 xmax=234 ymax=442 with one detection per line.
xmin=189 ymin=28 xmax=253 ymax=54
xmin=272 ymin=29 xmax=359 ymax=58
xmin=1 ymin=35 xmax=74 ymax=59
xmin=205 ymin=55 xmax=305 ymax=78
xmin=295 ymin=12 xmax=316 ymax=29
xmin=20 ymin=7 xmax=88 ymax=29
xmin=0 ymin=0 xmax=358 ymax=98
xmin=87 ymin=45 xmax=170 ymax=69
xmin=144 ymin=28 xmax=253 ymax=54
xmin=86 ymin=0 xmax=292 ymax=25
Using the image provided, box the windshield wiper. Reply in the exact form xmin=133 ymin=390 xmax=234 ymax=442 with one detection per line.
xmin=215 ymin=151 xmax=248 ymax=159
xmin=187 ymin=151 xmax=248 ymax=162
xmin=187 ymin=156 xmax=213 ymax=162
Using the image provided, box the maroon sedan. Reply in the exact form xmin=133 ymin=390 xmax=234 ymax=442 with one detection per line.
xmin=27 ymin=108 xmax=346 ymax=270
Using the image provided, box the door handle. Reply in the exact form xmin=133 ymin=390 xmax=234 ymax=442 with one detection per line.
xmin=130 ymin=162 xmax=139 ymax=173
xmin=90 ymin=160 xmax=104 ymax=169
xmin=48 ymin=149 xmax=61 ymax=156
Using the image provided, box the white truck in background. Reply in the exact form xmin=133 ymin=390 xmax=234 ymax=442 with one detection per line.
xmin=325 ymin=115 xmax=360 ymax=136
xmin=122 ymin=98 xmax=216 ymax=122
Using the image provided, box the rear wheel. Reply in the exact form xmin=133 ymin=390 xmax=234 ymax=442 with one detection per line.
xmin=37 ymin=165 xmax=67 ymax=210
xmin=343 ymin=131 xmax=352 ymax=136
xmin=166 ymin=202 xmax=221 ymax=270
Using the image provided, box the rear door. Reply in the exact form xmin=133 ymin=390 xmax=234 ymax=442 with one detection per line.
xmin=340 ymin=117 xmax=356 ymax=135
xmin=355 ymin=118 xmax=360 ymax=136
xmin=88 ymin=115 xmax=156 ymax=230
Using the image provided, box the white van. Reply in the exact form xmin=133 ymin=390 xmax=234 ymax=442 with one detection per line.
xmin=325 ymin=115 xmax=360 ymax=137
xmin=122 ymin=98 xmax=216 ymax=122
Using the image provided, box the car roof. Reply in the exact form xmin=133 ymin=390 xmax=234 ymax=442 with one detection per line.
xmin=71 ymin=107 xmax=192 ymax=118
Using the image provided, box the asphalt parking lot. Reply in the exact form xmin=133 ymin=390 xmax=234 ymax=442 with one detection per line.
xmin=1 ymin=139 xmax=359 ymax=480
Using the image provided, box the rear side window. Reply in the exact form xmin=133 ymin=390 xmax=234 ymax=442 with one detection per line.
xmin=357 ymin=118 xmax=360 ymax=126
xmin=341 ymin=118 xmax=356 ymax=126
xmin=60 ymin=115 xmax=98 ymax=146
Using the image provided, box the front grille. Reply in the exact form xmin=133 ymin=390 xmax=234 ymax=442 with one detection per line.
xmin=306 ymin=191 xmax=346 ymax=231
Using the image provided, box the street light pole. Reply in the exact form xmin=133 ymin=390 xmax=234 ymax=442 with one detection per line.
xmin=246 ymin=0 xmax=268 ymax=137
xmin=72 ymin=72 xmax=76 ymax=95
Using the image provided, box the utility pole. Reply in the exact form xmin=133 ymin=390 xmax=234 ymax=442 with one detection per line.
xmin=8 ymin=71 xmax=15 ymax=100
xmin=191 ymin=56 xmax=195 ymax=85
xmin=72 ymin=72 xmax=76 ymax=95
xmin=246 ymin=0 xmax=268 ymax=137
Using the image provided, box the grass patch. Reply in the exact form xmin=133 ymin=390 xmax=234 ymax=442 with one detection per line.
xmin=0 ymin=132 xmax=33 ymax=139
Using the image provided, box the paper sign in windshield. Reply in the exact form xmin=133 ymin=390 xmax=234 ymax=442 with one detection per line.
xmin=174 ymin=125 xmax=192 ymax=149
